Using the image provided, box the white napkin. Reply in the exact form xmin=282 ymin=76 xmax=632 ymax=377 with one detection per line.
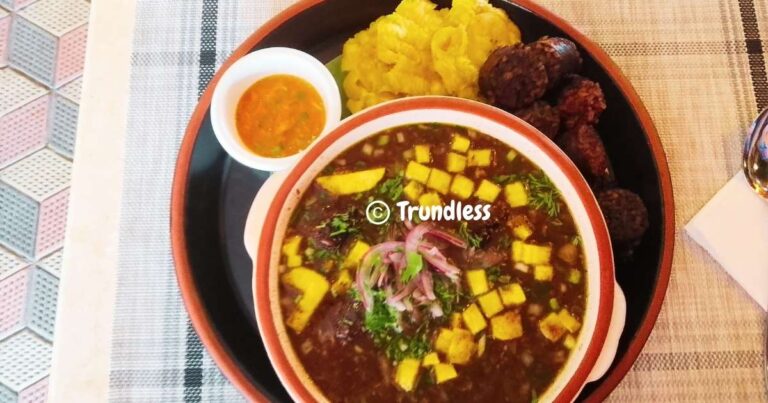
xmin=686 ymin=171 xmax=768 ymax=310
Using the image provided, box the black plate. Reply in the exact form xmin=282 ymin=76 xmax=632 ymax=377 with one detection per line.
xmin=173 ymin=0 xmax=674 ymax=401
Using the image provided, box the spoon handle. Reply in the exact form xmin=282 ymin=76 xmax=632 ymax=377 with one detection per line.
xmin=743 ymin=108 xmax=768 ymax=198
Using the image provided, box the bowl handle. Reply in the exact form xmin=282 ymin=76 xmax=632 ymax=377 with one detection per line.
xmin=243 ymin=171 xmax=289 ymax=260
xmin=586 ymin=282 xmax=627 ymax=382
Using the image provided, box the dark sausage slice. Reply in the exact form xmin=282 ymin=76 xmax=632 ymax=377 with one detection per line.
xmin=596 ymin=188 xmax=649 ymax=253
xmin=528 ymin=37 xmax=582 ymax=89
xmin=513 ymin=101 xmax=561 ymax=139
xmin=479 ymin=44 xmax=548 ymax=111
xmin=557 ymin=75 xmax=607 ymax=129
xmin=556 ymin=124 xmax=615 ymax=189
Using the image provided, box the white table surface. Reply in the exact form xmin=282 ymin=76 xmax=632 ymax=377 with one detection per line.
xmin=47 ymin=0 xmax=136 ymax=401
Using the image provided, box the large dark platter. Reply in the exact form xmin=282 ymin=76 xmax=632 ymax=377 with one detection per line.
xmin=171 ymin=0 xmax=675 ymax=401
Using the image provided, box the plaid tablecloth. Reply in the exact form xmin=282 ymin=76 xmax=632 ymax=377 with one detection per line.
xmin=110 ymin=0 xmax=768 ymax=401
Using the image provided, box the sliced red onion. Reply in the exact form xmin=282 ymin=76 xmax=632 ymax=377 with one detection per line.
xmin=388 ymin=281 xmax=417 ymax=305
xmin=405 ymin=223 xmax=432 ymax=258
xmin=425 ymin=228 xmax=467 ymax=248
xmin=419 ymin=244 xmax=461 ymax=281
xmin=419 ymin=270 xmax=436 ymax=301
xmin=356 ymin=241 xmax=404 ymax=310
xmin=376 ymin=269 xmax=388 ymax=288
xmin=429 ymin=302 xmax=444 ymax=318
xmin=402 ymin=298 xmax=414 ymax=312
xmin=390 ymin=299 xmax=407 ymax=312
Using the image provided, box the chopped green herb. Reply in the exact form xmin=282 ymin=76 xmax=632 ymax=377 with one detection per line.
xmin=401 ymin=252 xmax=424 ymax=283
xmin=317 ymin=212 xmax=359 ymax=237
xmin=571 ymin=235 xmax=582 ymax=246
xmin=378 ymin=173 xmax=404 ymax=202
xmin=526 ymin=172 xmax=561 ymax=218
xmin=348 ymin=287 xmax=361 ymax=302
xmin=361 ymin=290 xmax=430 ymax=361
xmin=498 ymin=234 xmax=512 ymax=250
xmin=306 ymin=239 xmax=341 ymax=263
xmin=387 ymin=329 xmax=430 ymax=362
xmin=458 ymin=221 xmax=482 ymax=248
xmin=434 ymin=279 xmax=465 ymax=317
xmin=364 ymin=290 xmax=399 ymax=336
xmin=549 ymin=297 xmax=560 ymax=310
xmin=486 ymin=267 xmax=502 ymax=284
xmin=491 ymin=173 xmax=520 ymax=185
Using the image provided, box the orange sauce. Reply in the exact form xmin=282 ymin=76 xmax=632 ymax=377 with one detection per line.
xmin=235 ymin=74 xmax=326 ymax=158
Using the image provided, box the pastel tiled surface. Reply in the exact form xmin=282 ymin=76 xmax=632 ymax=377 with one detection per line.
xmin=0 ymin=0 xmax=88 ymax=401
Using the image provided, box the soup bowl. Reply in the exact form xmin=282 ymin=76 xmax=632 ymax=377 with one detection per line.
xmin=250 ymin=96 xmax=624 ymax=402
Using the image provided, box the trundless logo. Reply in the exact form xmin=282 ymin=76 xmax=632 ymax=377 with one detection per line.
xmin=366 ymin=199 xmax=491 ymax=225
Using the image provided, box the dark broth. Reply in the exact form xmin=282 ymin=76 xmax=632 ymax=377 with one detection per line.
xmin=278 ymin=124 xmax=586 ymax=402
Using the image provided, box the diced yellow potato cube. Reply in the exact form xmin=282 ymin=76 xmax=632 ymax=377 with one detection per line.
xmin=474 ymin=180 xmax=501 ymax=202
xmin=465 ymin=269 xmax=488 ymax=296
xmin=427 ymin=168 xmax=451 ymax=195
xmin=563 ymin=335 xmax=577 ymax=349
xmin=477 ymin=334 xmax=486 ymax=357
xmin=539 ymin=312 xmax=567 ymax=342
xmin=512 ymin=241 xmax=552 ymax=265
xmin=467 ymin=149 xmax=493 ymax=167
xmin=422 ymin=352 xmax=440 ymax=367
xmin=377 ymin=134 xmax=390 ymax=146
xmin=330 ymin=269 xmax=352 ymax=297
xmin=316 ymin=168 xmax=386 ymax=195
xmin=506 ymin=149 xmax=518 ymax=161
xmin=282 ymin=267 xmax=329 ymax=333
xmin=528 ymin=244 xmax=552 ymax=265
xmin=395 ymin=358 xmax=421 ymax=392
xmin=449 ymin=175 xmax=475 ymax=200
xmin=403 ymin=180 xmax=424 ymax=201
xmin=434 ymin=363 xmax=458 ymax=384
xmin=558 ymin=309 xmax=581 ymax=333
xmin=491 ymin=311 xmax=524 ymax=341
xmin=512 ymin=223 xmax=533 ymax=240
xmin=403 ymin=149 xmax=414 ymax=160
xmin=534 ymin=264 xmax=554 ymax=281
xmin=450 ymin=313 xmax=463 ymax=329
xmin=512 ymin=241 xmax=524 ymax=262
xmin=342 ymin=240 xmax=370 ymax=270
xmin=447 ymin=328 xmax=476 ymax=365
xmin=418 ymin=192 xmax=442 ymax=207
xmin=282 ymin=235 xmax=302 ymax=256
xmin=414 ymin=145 xmax=431 ymax=163
xmin=405 ymin=161 xmax=431 ymax=184
xmin=567 ymin=269 xmax=582 ymax=284
xmin=446 ymin=152 xmax=467 ymax=173
xmin=499 ymin=283 xmax=526 ymax=306
xmin=362 ymin=143 xmax=374 ymax=156
xmin=462 ymin=303 xmax=487 ymax=335
xmin=434 ymin=328 xmax=454 ymax=354
xmin=477 ymin=290 xmax=504 ymax=317
xmin=286 ymin=254 xmax=302 ymax=268
xmin=504 ymin=182 xmax=529 ymax=207
xmin=451 ymin=134 xmax=471 ymax=153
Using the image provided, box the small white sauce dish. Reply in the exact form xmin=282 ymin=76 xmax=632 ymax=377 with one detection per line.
xmin=210 ymin=47 xmax=342 ymax=171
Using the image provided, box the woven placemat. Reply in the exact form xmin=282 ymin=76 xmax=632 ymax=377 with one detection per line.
xmin=109 ymin=0 xmax=768 ymax=401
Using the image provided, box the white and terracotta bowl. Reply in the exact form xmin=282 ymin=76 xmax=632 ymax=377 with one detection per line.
xmin=246 ymin=96 xmax=626 ymax=403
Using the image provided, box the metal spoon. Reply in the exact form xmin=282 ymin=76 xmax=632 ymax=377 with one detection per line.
xmin=744 ymin=107 xmax=768 ymax=197
xmin=742 ymin=107 xmax=768 ymax=394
